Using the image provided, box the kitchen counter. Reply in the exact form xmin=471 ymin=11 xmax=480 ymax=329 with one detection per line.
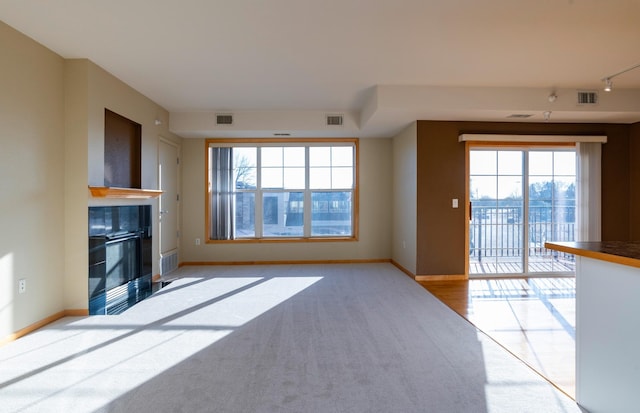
xmin=545 ymin=241 xmax=640 ymax=413
xmin=545 ymin=241 xmax=640 ymax=268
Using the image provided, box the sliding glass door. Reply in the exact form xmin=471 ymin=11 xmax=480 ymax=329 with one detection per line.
xmin=469 ymin=148 xmax=576 ymax=276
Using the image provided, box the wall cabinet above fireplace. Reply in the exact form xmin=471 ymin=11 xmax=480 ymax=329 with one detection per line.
xmin=104 ymin=108 xmax=141 ymax=189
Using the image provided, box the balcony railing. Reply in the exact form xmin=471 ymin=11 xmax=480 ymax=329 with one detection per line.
xmin=469 ymin=205 xmax=575 ymax=275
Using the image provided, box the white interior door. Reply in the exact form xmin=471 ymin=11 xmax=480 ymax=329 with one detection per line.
xmin=159 ymin=139 xmax=179 ymax=259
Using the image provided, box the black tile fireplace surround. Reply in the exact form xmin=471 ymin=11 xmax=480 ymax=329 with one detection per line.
xmin=89 ymin=205 xmax=152 ymax=315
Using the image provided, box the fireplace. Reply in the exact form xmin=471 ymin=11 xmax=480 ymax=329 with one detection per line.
xmin=89 ymin=205 xmax=152 ymax=314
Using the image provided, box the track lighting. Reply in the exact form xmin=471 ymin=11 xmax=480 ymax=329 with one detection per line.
xmin=601 ymin=63 xmax=640 ymax=92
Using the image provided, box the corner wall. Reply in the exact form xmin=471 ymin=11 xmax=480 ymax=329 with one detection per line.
xmin=391 ymin=123 xmax=417 ymax=274
xmin=0 ymin=21 xmax=66 ymax=338
xmin=630 ymin=122 xmax=640 ymax=239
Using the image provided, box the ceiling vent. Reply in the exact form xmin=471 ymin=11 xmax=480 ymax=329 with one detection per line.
xmin=577 ymin=91 xmax=598 ymax=105
xmin=326 ymin=114 xmax=344 ymax=126
xmin=507 ymin=114 xmax=533 ymax=119
xmin=216 ymin=113 xmax=233 ymax=125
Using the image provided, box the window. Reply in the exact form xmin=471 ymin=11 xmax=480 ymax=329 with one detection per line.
xmin=206 ymin=138 xmax=358 ymax=241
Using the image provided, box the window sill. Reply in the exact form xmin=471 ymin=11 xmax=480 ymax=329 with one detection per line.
xmin=206 ymin=236 xmax=357 ymax=244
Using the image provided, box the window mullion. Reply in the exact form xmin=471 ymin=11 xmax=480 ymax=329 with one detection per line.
xmin=523 ymin=150 xmax=530 ymax=273
xmin=304 ymin=147 xmax=311 ymax=237
xmin=255 ymin=149 xmax=263 ymax=238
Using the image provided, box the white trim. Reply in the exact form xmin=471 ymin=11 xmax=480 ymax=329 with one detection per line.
xmin=459 ymin=134 xmax=607 ymax=143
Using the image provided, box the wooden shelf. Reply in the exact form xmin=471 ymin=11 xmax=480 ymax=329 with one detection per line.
xmin=89 ymin=186 xmax=163 ymax=199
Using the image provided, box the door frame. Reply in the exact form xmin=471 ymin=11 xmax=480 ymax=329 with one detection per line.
xmin=465 ymin=141 xmax=576 ymax=278
xmin=158 ymin=137 xmax=181 ymax=261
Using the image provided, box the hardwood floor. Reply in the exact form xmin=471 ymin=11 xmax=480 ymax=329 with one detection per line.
xmin=419 ymin=277 xmax=576 ymax=399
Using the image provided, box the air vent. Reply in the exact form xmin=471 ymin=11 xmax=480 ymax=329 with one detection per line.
xmin=507 ymin=114 xmax=533 ymax=119
xmin=326 ymin=114 xmax=344 ymax=126
xmin=577 ymin=91 xmax=598 ymax=105
xmin=216 ymin=114 xmax=233 ymax=125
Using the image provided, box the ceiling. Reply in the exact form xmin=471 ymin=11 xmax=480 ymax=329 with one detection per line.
xmin=2 ymin=0 xmax=640 ymax=138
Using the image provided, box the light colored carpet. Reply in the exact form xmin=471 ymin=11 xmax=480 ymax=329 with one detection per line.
xmin=0 ymin=263 xmax=582 ymax=412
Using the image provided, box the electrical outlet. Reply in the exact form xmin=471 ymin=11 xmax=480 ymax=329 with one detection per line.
xmin=195 ymin=238 xmax=201 ymax=246
xmin=18 ymin=279 xmax=26 ymax=294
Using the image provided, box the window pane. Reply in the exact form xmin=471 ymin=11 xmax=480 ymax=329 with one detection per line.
xmin=554 ymin=151 xmax=576 ymax=176
xmin=497 ymin=176 xmax=522 ymax=199
xmin=498 ymin=151 xmax=522 ymax=175
xmin=311 ymin=192 xmax=352 ymax=236
xmin=529 ymin=176 xmax=552 ymax=201
xmin=284 ymin=147 xmax=305 ymax=167
xmin=262 ymin=147 xmax=283 ymax=167
xmin=529 ymin=151 xmax=553 ymax=175
xmin=284 ymin=167 xmax=305 ymax=189
xmin=554 ymin=177 xmax=575 ymax=201
xmin=331 ymin=167 xmax=353 ymax=189
xmin=234 ymin=147 xmax=257 ymax=166
xmin=262 ymin=167 xmax=283 ymax=189
xmin=233 ymin=147 xmax=256 ymax=189
xmin=310 ymin=167 xmax=331 ymax=189
xmin=470 ymin=151 xmax=496 ymax=175
xmin=310 ymin=147 xmax=330 ymax=167
xmin=332 ymin=147 xmax=353 ymax=167
xmin=234 ymin=192 xmax=255 ymax=238
xmin=263 ymin=192 xmax=304 ymax=237
xmin=470 ymin=176 xmax=497 ymax=200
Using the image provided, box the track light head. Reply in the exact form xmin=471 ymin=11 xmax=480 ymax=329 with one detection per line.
xmin=601 ymin=63 xmax=640 ymax=92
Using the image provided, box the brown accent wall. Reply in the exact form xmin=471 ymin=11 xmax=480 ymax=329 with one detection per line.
xmin=416 ymin=121 xmax=632 ymax=277
xmin=416 ymin=122 xmax=467 ymax=276
xmin=630 ymin=122 xmax=640 ymax=239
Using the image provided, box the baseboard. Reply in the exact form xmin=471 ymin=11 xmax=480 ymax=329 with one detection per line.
xmin=390 ymin=260 xmax=416 ymax=279
xmin=0 ymin=308 xmax=89 ymax=348
xmin=180 ymin=258 xmax=392 ymax=266
xmin=388 ymin=261 xmax=467 ymax=282
xmin=415 ymin=274 xmax=468 ymax=281
xmin=65 ymin=309 xmax=89 ymax=316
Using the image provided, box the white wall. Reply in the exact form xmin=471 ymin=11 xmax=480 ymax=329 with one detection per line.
xmin=180 ymin=138 xmax=393 ymax=262
xmin=391 ymin=122 xmax=417 ymax=274
xmin=0 ymin=21 xmax=66 ymax=338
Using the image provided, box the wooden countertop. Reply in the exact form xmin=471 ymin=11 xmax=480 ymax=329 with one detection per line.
xmin=545 ymin=241 xmax=640 ymax=269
